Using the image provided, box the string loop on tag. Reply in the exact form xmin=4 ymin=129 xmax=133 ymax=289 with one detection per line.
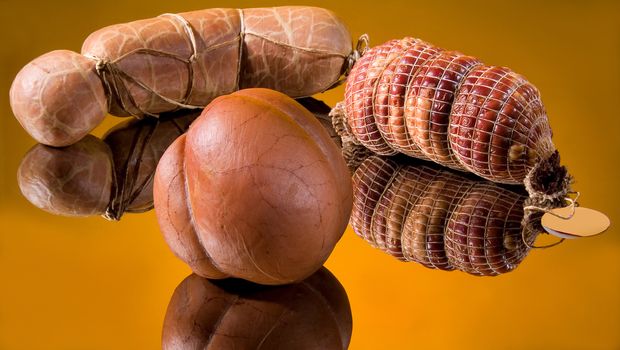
xmin=522 ymin=234 xmax=565 ymax=249
xmin=520 ymin=192 xmax=580 ymax=250
xmin=523 ymin=191 xmax=580 ymax=219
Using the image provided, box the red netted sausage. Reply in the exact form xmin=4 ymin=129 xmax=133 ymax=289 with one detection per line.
xmin=333 ymin=37 xmax=570 ymax=203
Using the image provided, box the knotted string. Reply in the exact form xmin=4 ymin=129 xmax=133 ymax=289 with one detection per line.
xmin=102 ymin=112 xmax=195 ymax=221
xmin=323 ymin=34 xmax=370 ymax=91
xmin=87 ymin=11 xmax=359 ymax=117
xmin=86 ymin=13 xmax=206 ymax=119
xmin=103 ymin=119 xmax=159 ymax=221
xmin=520 ymin=191 xmax=579 ymax=249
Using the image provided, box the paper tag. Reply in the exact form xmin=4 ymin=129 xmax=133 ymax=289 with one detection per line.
xmin=541 ymin=207 xmax=610 ymax=239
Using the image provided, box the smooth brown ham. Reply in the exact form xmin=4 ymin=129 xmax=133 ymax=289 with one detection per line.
xmin=154 ymin=89 xmax=352 ymax=285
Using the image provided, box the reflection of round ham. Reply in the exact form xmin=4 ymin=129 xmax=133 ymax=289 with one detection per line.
xmin=162 ymin=267 xmax=352 ymax=350
xmin=350 ymin=156 xmax=399 ymax=247
xmin=16 ymin=111 xmax=198 ymax=220
xmin=445 ymin=182 xmax=530 ymax=276
xmin=17 ymin=135 xmax=112 ymax=216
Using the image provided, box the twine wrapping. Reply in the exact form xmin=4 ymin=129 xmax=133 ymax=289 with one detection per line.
xmin=103 ymin=115 xmax=191 ymax=221
xmin=86 ymin=11 xmax=357 ymax=117
xmin=103 ymin=120 xmax=159 ymax=220
xmin=337 ymin=36 xmax=562 ymax=186
xmin=86 ymin=13 xmax=204 ymax=118
xmin=330 ymin=101 xmax=373 ymax=172
xmin=350 ymin=155 xmax=534 ymax=276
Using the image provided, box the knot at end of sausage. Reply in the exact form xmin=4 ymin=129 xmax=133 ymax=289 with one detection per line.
xmin=524 ymin=150 xmax=571 ymax=204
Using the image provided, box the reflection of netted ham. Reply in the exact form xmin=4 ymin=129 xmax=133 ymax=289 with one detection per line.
xmin=351 ymin=155 xmax=537 ymax=276
xmin=335 ymin=37 xmax=568 ymax=191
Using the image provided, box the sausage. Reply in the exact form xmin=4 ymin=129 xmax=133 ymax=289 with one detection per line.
xmin=10 ymin=7 xmax=352 ymax=146
xmin=336 ymin=36 xmax=570 ymax=198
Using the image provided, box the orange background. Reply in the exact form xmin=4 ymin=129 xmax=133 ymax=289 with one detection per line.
xmin=1 ymin=1 xmax=619 ymax=349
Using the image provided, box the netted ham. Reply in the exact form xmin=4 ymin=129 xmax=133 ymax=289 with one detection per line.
xmin=10 ymin=6 xmax=352 ymax=147
xmin=333 ymin=37 xmax=570 ymax=202
xmin=351 ymin=155 xmax=541 ymax=276
xmin=17 ymin=110 xmax=198 ymax=220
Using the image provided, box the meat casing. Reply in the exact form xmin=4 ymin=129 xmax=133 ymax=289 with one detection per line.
xmin=350 ymin=155 xmax=536 ymax=276
xmin=10 ymin=7 xmax=352 ymax=147
xmin=342 ymin=38 xmax=556 ymax=185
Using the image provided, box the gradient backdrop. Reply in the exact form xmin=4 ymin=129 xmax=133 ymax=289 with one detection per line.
xmin=1 ymin=1 xmax=619 ymax=349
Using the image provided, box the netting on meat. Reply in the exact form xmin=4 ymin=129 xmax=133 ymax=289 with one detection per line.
xmin=444 ymin=182 xmax=534 ymax=276
xmin=399 ymin=168 xmax=475 ymax=270
xmin=339 ymin=37 xmax=557 ymax=186
xmin=405 ymin=51 xmax=481 ymax=169
xmin=350 ymin=156 xmax=400 ymax=247
xmin=351 ymin=156 xmax=536 ymax=276
xmin=448 ymin=66 xmax=554 ymax=184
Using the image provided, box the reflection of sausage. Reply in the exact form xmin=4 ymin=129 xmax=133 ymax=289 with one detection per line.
xmin=154 ymin=89 xmax=352 ymax=285
xmin=351 ymin=155 xmax=536 ymax=276
xmin=18 ymin=135 xmax=113 ymax=217
xmin=350 ymin=157 xmax=399 ymax=248
xmin=445 ymin=183 xmax=531 ymax=276
xmin=10 ymin=7 xmax=352 ymax=147
xmin=339 ymin=37 xmax=564 ymax=186
xmin=162 ymin=267 xmax=352 ymax=350
xmin=17 ymin=110 xmax=198 ymax=220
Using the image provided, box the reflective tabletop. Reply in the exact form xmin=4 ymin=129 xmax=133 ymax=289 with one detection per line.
xmin=1 ymin=1 xmax=618 ymax=349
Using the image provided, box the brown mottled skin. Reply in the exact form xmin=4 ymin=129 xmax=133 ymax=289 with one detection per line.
xmin=162 ymin=268 xmax=352 ymax=349
xmin=17 ymin=111 xmax=198 ymax=219
xmin=10 ymin=7 xmax=351 ymax=147
xmin=17 ymin=135 xmax=113 ymax=216
xmin=351 ymin=156 xmax=533 ymax=276
xmin=153 ymin=89 xmax=352 ymax=285
xmin=343 ymin=37 xmax=557 ymax=185
xmin=10 ymin=51 xmax=107 ymax=147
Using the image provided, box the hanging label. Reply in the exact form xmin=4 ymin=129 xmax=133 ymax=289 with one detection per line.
xmin=541 ymin=206 xmax=610 ymax=239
